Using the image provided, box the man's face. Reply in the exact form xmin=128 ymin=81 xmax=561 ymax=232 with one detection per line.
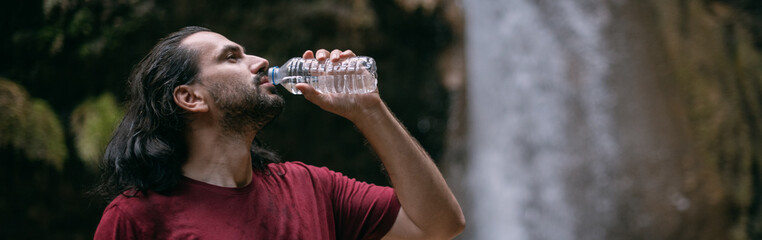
xmin=181 ymin=31 xmax=284 ymax=133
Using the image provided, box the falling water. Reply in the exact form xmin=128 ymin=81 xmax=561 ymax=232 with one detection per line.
xmin=463 ymin=0 xmax=622 ymax=239
xmin=453 ymin=0 xmax=744 ymax=238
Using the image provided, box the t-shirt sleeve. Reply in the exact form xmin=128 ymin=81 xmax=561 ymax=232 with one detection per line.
xmin=324 ymin=167 xmax=401 ymax=240
xmin=94 ymin=204 xmax=141 ymax=240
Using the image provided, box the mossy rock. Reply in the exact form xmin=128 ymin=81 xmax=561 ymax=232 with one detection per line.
xmin=0 ymin=78 xmax=67 ymax=169
xmin=69 ymin=93 xmax=124 ymax=169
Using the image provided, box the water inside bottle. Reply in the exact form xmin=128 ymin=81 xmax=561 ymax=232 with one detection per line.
xmin=279 ymin=76 xmax=311 ymax=95
xmin=279 ymin=70 xmax=377 ymax=95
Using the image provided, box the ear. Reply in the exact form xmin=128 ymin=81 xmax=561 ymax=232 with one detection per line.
xmin=173 ymin=85 xmax=209 ymax=113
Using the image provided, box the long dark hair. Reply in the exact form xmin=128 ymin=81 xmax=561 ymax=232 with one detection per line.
xmin=95 ymin=26 xmax=279 ymax=200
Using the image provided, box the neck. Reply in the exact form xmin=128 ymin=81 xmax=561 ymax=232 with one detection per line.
xmin=182 ymin=122 xmax=256 ymax=188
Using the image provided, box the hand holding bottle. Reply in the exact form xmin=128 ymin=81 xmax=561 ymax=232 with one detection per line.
xmin=295 ymin=49 xmax=385 ymax=123
xmin=269 ymin=50 xmax=377 ymax=95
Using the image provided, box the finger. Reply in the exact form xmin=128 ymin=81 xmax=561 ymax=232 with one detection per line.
xmin=340 ymin=50 xmax=355 ymax=58
xmin=330 ymin=49 xmax=342 ymax=62
xmin=302 ymin=50 xmax=314 ymax=59
xmin=295 ymin=83 xmax=320 ymax=101
xmin=316 ymin=49 xmax=329 ymax=61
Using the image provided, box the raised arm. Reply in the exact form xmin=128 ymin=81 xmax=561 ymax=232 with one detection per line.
xmin=295 ymin=49 xmax=465 ymax=239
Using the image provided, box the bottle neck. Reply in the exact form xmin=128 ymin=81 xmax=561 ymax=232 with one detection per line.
xmin=267 ymin=66 xmax=279 ymax=85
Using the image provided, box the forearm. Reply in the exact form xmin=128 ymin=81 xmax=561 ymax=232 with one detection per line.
xmin=351 ymin=99 xmax=465 ymax=237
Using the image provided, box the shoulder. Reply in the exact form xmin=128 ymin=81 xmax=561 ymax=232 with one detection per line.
xmin=266 ymin=161 xmax=335 ymax=177
xmin=103 ymin=192 xmax=153 ymax=220
xmin=264 ymin=161 xmax=341 ymax=189
xmin=105 ymin=192 xmax=155 ymax=216
xmin=95 ymin=192 xmax=157 ymax=239
xmin=267 ymin=161 xmax=324 ymax=170
xmin=98 ymin=191 xmax=163 ymax=228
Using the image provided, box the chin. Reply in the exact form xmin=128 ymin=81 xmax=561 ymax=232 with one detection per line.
xmin=262 ymin=85 xmax=280 ymax=95
xmin=264 ymin=85 xmax=276 ymax=93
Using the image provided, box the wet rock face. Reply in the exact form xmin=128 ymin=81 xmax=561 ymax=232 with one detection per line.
xmin=706 ymin=0 xmax=762 ymax=49
xmin=446 ymin=0 xmax=761 ymax=239
xmin=648 ymin=0 xmax=762 ymax=239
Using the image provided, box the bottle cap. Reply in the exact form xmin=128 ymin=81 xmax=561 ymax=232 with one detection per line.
xmin=268 ymin=67 xmax=279 ymax=84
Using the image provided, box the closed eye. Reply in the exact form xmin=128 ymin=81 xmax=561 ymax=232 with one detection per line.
xmin=221 ymin=44 xmax=245 ymax=63
xmin=226 ymin=53 xmax=241 ymax=63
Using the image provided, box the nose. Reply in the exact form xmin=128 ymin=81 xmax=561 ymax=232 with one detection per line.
xmin=247 ymin=55 xmax=269 ymax=74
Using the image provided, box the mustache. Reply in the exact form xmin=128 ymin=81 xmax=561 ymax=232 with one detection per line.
xmin=253 ymin=71 xmax=266 ymax=83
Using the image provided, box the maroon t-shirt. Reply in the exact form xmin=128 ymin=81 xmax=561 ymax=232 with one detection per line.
xmin=94 ymin=162 xmax=401 ymax=239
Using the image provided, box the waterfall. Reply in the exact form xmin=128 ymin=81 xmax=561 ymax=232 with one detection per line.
xmin=452 ymin=0 xmax=750 ymax=238
xmin=463 ymin=0 xmax=622 ymax=239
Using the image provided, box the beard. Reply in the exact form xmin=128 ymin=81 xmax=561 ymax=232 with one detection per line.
xmin=208 ymin=79 xmax=285 ymax=135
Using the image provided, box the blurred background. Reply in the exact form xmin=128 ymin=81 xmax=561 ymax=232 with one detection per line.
xmin=0 ymin=0 xmax=760 ymax=239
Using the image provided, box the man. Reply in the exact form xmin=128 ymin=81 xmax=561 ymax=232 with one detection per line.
xmin=94 ymin=26 xmax=464 ymax=239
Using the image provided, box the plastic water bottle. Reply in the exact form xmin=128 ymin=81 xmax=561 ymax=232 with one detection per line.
xmin=268 ymin=56 xmax=377 ymax=95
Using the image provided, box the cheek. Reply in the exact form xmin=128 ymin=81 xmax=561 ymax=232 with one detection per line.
xmin=200 ymin=68 xmax=252 ymax=86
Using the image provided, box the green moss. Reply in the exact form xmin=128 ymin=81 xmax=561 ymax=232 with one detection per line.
xmin=22 ymin=99 xmax=68 ymax=169
xmin=69 ymin=93 xmax=124 ymax=169
xmin=0 ymin=79 xmax=27 ymax=147
xmin=68 ymin=8 xmax=94 ymax=36
xmin=0 ymin=78 xmax=67 ymax=170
